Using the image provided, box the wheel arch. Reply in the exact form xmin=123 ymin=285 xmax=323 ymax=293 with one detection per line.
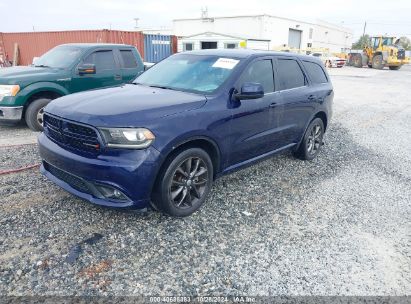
xmin=18 ymin=82 xmax=69 ymax=111
xmin=313 ymin=111 xmax=328 ymax=131
xmin=158 ymin=136 xmax=222 ymax=180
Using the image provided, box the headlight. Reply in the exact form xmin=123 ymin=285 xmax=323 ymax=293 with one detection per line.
xmin=99 ymin=128 xmax=155 ymax=149
xmin=0 ymin=85 xmax=20 ymax=101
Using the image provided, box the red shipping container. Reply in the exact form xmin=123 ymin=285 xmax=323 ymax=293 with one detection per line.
xmin=0 ymin=30 xmax=146 ymax=65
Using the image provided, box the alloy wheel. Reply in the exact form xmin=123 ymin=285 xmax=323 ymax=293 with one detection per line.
xmin=169 ymin=157 xmax=209 ymax=209
xmin=306 ymin=124 xmax=322 ymax=155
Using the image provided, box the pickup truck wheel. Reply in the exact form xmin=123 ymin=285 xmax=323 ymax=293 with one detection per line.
xmin=25 ymin=98 xmax=51 ymax=131
xmin=372 ymin=55 xmax=384 ymax=69
xmin=152 ymin=148 xmax=213 ymax=217
xmin=294 ymin=118 xmax=324 ymax=161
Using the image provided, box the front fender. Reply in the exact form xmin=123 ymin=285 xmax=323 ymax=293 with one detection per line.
xmin=159 ymin=130 xmax=221 ymax=157
xmin=13 ymin=82 xmax=70 ymax=107
xmin=155 ymin=130 xmax=222 ymax=173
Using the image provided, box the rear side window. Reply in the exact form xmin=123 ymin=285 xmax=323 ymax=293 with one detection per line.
xmin=120 ymin=50 xmax=138 ymax=68
xmin=277 ymin=59 xmax=306 ymax=90
xmin=239 ymin=59 xmax=274 ymax=93
xmin=84 ymin=50 xmax=116 ymax=71
xmin=303 ymin=61 xmax=328 ymax=84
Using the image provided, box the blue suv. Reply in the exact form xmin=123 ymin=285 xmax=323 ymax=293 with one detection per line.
xmin=38 ymin=50 xmax=333 ymax=216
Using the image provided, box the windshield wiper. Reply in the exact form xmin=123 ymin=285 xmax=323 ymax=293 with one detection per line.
xmin=147 ymin=84 xmax=177 ymax=90
xmin=34 ymin=64 xmax=51 ymax=68
xmin=132 ymin=83 xmax=178 ymax=91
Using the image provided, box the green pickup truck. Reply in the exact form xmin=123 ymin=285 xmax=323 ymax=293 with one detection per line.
xmin=0 ymin=43 xmax=144 ymax=131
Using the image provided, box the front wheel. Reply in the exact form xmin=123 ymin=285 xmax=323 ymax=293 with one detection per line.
xmin=25 ymin=98 xmax=52 ymax=131
xmin=294 ymin=118 xmax=325 ymax=160
xmin=372 ymin=55 xmax=384 ymax=69
xmin=152 ymin=148 xmax=214 ymax=217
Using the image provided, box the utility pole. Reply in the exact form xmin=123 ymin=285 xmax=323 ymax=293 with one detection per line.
xmin=134 ymin=18 xmax=140 ymax=30
xmin=362 ymin=21 xmax=367 ymax=37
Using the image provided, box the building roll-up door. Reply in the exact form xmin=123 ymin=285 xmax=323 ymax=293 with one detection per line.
xmin=288 ymin=29 xmax=302 ymax=49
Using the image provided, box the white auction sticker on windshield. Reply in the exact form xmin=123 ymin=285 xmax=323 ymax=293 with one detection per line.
xmin=212 ymin=58 xmax=239 ymax=69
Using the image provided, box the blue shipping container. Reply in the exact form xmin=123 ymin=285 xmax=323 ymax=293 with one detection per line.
xmin=144 ymin=34 xmax=172 ymax=63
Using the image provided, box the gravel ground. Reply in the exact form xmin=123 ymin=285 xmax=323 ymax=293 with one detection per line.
xmin=0 ymin=66 xmax=410 ymax=297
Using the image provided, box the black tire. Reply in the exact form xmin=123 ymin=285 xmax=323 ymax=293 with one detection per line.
xmin=368 ymin=64 xmax=373 ymax=68
xmin=353 ymin=54 xmax=363 ymax=68
xmin=372 ymin=55 xmax=384 ymax=70
xmin=389 ymin=66 xmax=401 ymax=70
xmin=25 ymin=98 xmax=51 ymax=131
xmin=294 ymin=118 xmax=325 ymax=161
xmin=152 ymin=148 xmax=214 ymax=217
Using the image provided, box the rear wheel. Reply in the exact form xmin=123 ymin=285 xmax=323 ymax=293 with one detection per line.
xmin=389 ymin=66 xmax=401 ymax=70
xmin=25 ymin=98 xmax=52 ymax=131
xmin=294 ymin=118 xmax=324 ymax=161
xmin=353 ymin=54 xmax=363 ymax=68
xmin=372 ymin=55 xmax=384 ymax=69
xmin=152 ymin=148 xmax=213 ymax=217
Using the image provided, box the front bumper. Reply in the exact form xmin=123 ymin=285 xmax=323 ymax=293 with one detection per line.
xmin=38 ymin=133 xmax=162 ymax=209
xmin=0 ymin=106 xmax=23 ymax=123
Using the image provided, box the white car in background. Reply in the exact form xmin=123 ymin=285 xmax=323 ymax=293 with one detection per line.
xmin=311 ymin=52 xmax=346 ymax=68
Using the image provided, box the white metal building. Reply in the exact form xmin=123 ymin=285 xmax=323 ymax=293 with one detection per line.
xmin=177 ymin=32 xmax=270 ymax=52
xmin=173 ymin=14 xmax=353 ymax=52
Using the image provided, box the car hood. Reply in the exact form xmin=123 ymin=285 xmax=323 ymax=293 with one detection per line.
xmin=45 ymin=84 xmax=207 ymax=127
xmin=0 ymin=66 xmax=64 ymax=85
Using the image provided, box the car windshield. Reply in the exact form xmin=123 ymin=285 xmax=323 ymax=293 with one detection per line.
xmin=33 ymin=46 xmax=82 ymax=68
xmin=134 ymin=54 xmax=241 ymax=94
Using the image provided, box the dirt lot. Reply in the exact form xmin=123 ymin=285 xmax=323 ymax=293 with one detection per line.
xmin=0 ymin=66 xmax=410 ymax=296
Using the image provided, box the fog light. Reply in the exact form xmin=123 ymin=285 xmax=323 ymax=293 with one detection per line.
xmin=94 ymin=184 xmax=129 ymax=202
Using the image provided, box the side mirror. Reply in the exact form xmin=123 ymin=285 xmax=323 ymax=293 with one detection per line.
xmin=78 ymin=64 xmax=96 ymax=75
xmin=235 ymin=82 xmax=264 ymax=100
xmin=144 ymin=62 xmax=155 ymax=71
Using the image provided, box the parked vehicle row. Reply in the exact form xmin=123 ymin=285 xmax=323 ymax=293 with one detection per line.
xmin=36 ymin=49 xmax=333 ymax=216
xmin=310 ymin=52 xmax=346 ymax=68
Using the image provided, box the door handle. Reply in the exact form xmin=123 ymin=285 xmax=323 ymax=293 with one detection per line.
xmin=308 ymin=94 xmax=316 ymax=101
xmin=269 ymin=102 xmax=277 ymax=108
xmin=114 ymin=74 xmax=122 ymax=81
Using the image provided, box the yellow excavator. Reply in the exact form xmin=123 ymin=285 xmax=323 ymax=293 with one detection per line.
xmin=349 ymin=36 xmax=410 ymax=70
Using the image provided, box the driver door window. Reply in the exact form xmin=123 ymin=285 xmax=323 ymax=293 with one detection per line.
xmin=83 ymin=50 xmax=116 ymax=72
xmin=71 ymin=49 xmax=121 ymax=93
xmin=239 ymin=59 xmax=275 ymax=93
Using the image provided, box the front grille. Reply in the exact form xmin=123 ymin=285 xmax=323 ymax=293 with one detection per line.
xmin=45 ymin=162 xmax=91 ymax=194
xmin=43 ymin=114 xmax=100 ymax=155
xmin=397 ymin=49 xmax=405 ymax=60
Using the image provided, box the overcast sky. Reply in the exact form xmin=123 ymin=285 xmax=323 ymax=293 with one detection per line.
xmin=1 ymin=0 xmax=411 ymax=40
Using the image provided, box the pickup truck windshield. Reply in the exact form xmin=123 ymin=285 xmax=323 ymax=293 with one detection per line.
xmin=33 ymin=46 xmax=82 ymax=69
xmin=135 ymin=54 xmax=241 ymax=94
